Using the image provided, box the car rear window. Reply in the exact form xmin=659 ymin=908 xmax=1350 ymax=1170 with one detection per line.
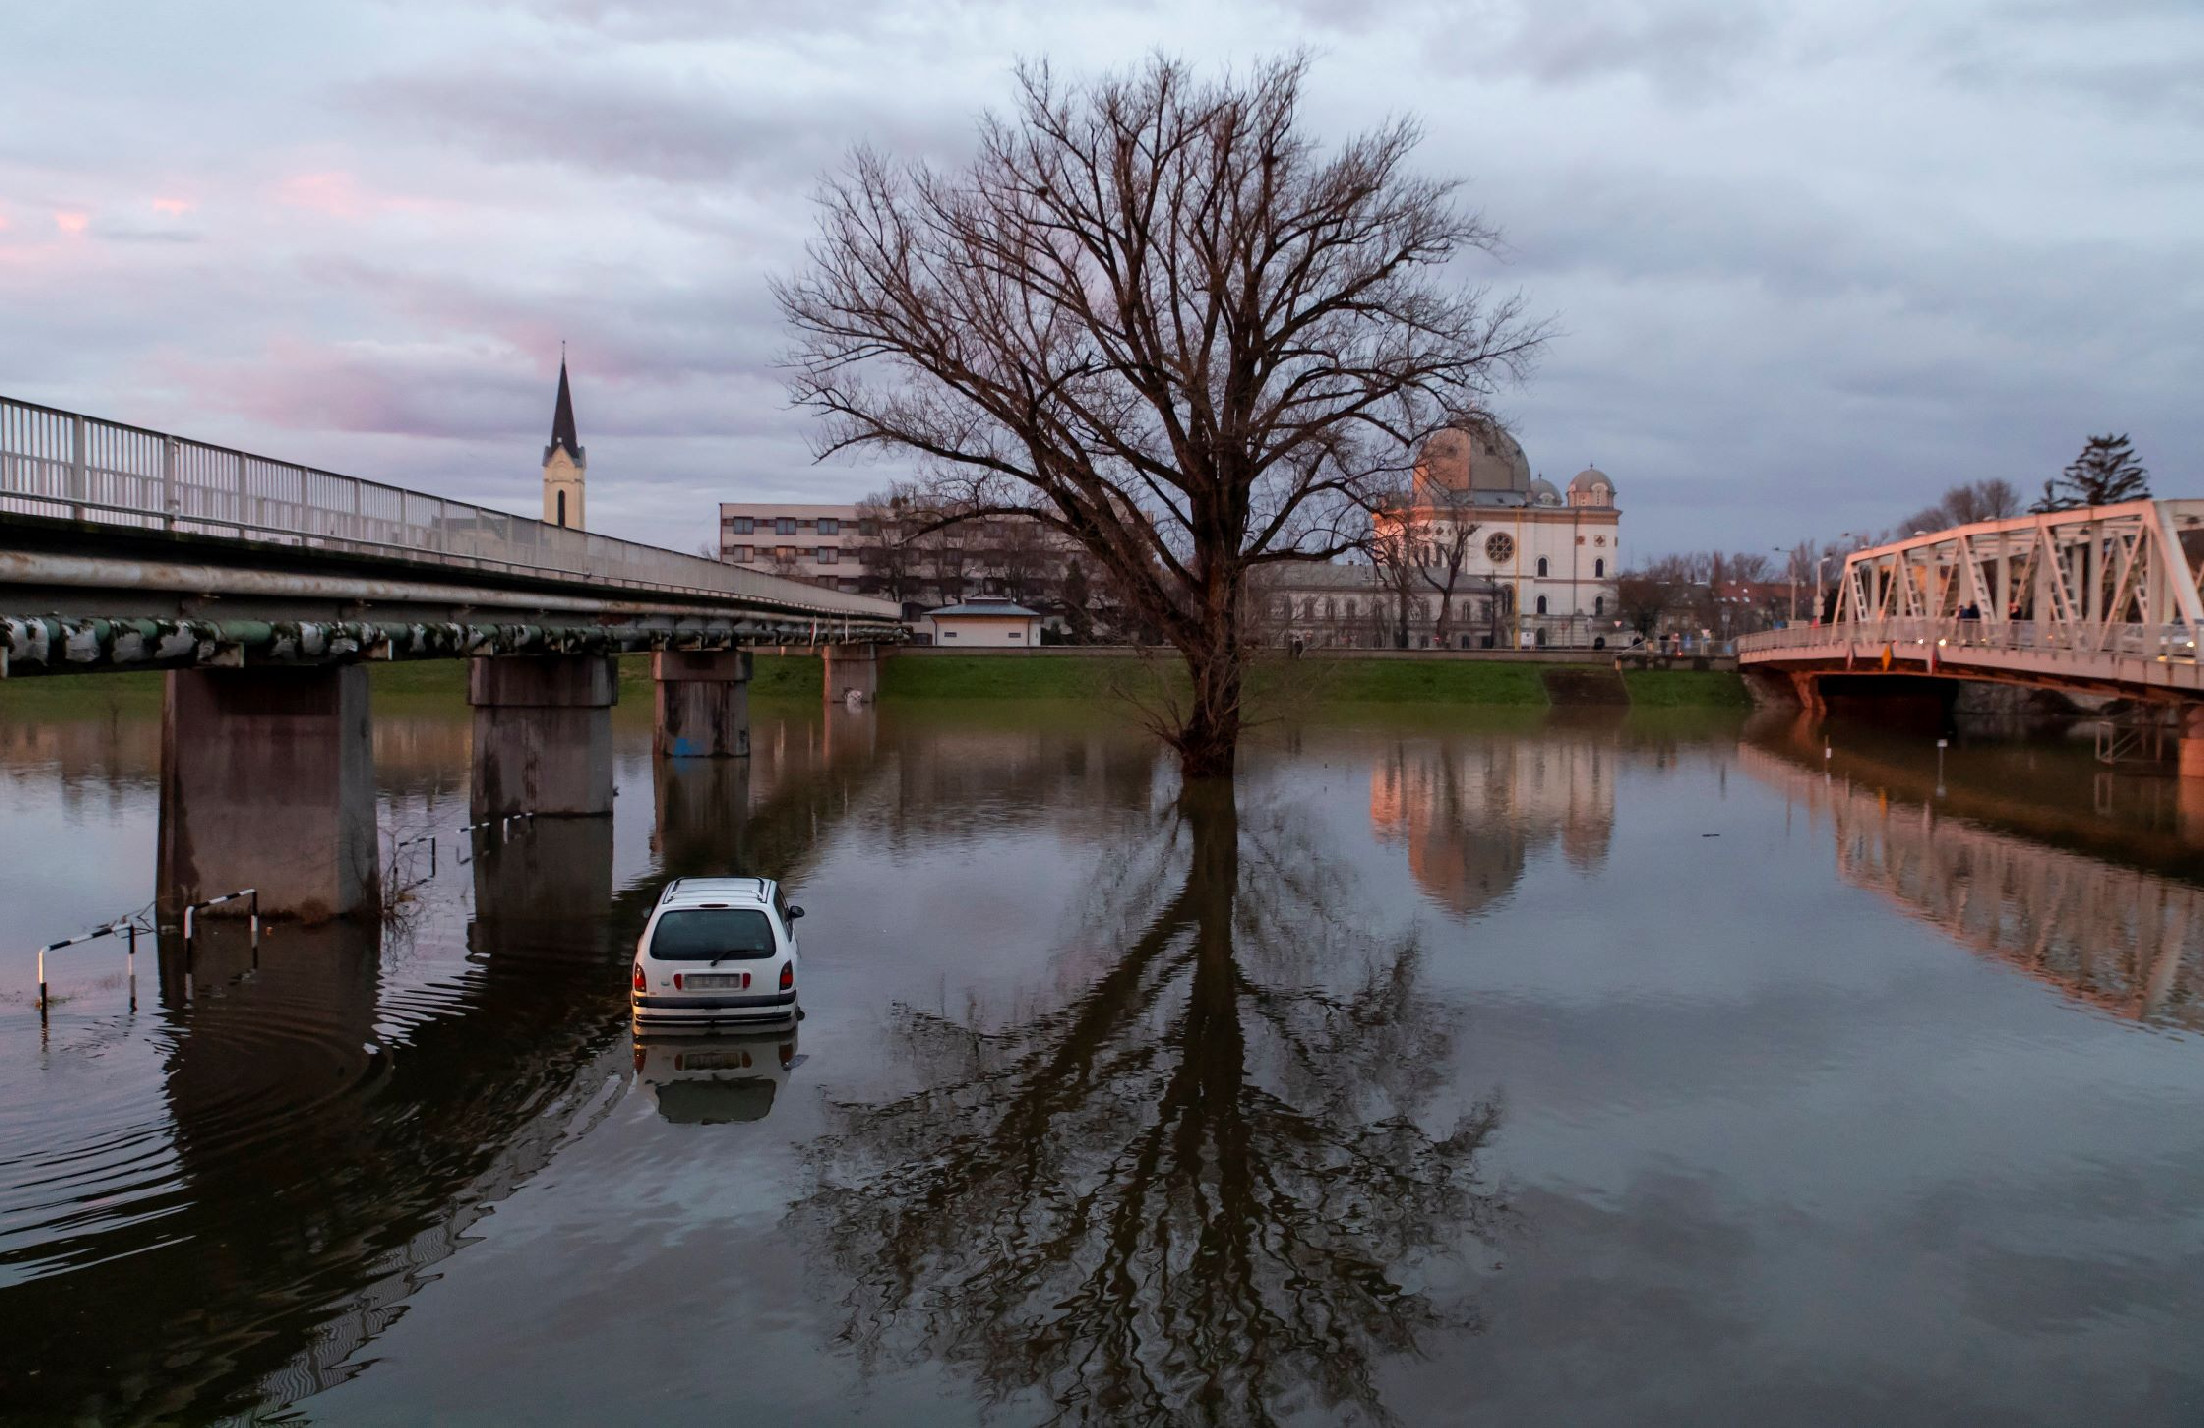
xmin=649 ymin=908 xmax=777 ymax=961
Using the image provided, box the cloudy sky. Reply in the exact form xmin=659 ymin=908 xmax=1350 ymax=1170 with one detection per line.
xmin=2 ymin=0 xmax=2198 ymax=558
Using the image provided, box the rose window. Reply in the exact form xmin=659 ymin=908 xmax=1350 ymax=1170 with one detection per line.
xmin=1484 ymin=532 xmax=1515 ymax=564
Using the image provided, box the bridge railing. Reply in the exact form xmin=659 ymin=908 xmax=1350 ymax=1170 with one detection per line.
xmin=1739 ymin=618 xmax=2203 ymax=662
xmin=0 ymin=395 xmax=899 ymax=625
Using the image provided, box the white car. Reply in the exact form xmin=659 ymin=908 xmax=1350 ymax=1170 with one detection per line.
xmin=631 ymin=877 xmax=802 ymax=1033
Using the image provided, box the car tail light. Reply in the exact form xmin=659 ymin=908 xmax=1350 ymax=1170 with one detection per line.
xmin=673 ymin=972 xmax=683 ymax=991
xmin=780 ymin=961 xmax=794 ymax=992
xmin=632 ymin=963 xmax=647 ymax=992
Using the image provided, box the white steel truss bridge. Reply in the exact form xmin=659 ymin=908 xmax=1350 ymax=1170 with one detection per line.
xmin=1739 ymin=500 xmax=2204 ymax=707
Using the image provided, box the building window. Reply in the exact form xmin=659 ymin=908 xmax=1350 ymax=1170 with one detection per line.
xmin=856 ymin=519 xmax=877 ymax=536
xmin=731 ymin=545 xmax=754 ymax=562
xmin=1302 ymin=598 xmax=1315 ymax=619
xmin=1535 ymin=594 xmax=1548 ymax=615
xmin=775 ymin=517 xmax=798 ymax=535
xmin=1594 ymin=595 xmax=1606 ymax=615
xmin=817 ymin=518 xmax=839 ymax=536
xmin=943 ymin=629 xmax=958 ymax=638
xmin=1324 ymin=598 xmax=1336 ymax=618
xmin=1594 ymin=558 xmax=1605 ymax=578
xmin=1535 ymin=556 xmax=1549 ymax=577
xmin=816 ymin=547 xmax=839 ymax=565
xmin=555 ymin=490 xmax=566 ymax=527
xmin=1344 ymin=597 xmax=1358 ymax=617
xmin=727 ymin=516 xmax=754 ymax=534
xmin=1009 ymin=630 xmax=1023 ymax=640
xmin=777 ymin=545 xmax=796 ymax=560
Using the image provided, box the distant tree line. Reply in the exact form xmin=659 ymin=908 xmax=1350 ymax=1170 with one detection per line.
xmin=1621 ymin=434 xmax=2153 ymax=630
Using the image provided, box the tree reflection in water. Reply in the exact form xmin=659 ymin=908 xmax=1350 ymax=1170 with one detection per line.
xmin=794 ymin=780 xmax=1506 ymax=1425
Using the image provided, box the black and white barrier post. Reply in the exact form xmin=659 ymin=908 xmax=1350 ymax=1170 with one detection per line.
xmin=181 ymin=889 xmax=260 ymax=971
xmin=34 ymin=918 xmax=148 ymax=1022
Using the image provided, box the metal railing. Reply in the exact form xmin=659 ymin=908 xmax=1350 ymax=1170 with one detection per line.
xmin=0 ymin=394 xmax=899 ymax=626
xmin=1739 ymin=618 xmax=2204 ymax=662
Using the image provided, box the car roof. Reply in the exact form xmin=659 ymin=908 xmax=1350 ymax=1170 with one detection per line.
xmin=656 ymin=877 xmax=776 ymax=910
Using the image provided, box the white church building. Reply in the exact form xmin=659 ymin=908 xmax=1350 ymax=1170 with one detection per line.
xmin=1367 ymin=419 xmax=1623 ymax=649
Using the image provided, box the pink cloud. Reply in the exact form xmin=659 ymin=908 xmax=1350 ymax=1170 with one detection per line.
xmin=275 ymin=171 xmax=436 ymax=220
xmin=151 ymin=196 xmax=194 ymax=216
xmin=54 ymin=210 xmax=89 ymax=235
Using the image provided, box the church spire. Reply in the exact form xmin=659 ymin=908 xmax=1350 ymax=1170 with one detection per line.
xmin=545 ymin=354 xmax=583 ymax=466
xmin=542 ymin=351 xmax=587 ymax=531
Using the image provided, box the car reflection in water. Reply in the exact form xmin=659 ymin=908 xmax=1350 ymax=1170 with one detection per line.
xmin=634 ymin=1030 xmax=805 ymax=1125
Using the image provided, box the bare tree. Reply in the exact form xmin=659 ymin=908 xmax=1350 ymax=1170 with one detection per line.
xmin=1367 ymin=535 xmax=1421 ymax=650
xmin=987 ymin=516 xmax=1053 ymax=606
xmin=778 ymin=55 xmax=1544 ymax=775
xmin=851 ymin=485 xmax=928 ymax=609
xmin=1395 ymin=488 xmax=1482 ymax=650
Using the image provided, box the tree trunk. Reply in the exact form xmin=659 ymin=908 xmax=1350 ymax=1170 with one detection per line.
xmin=1175 ymin=634 xmax=1244 ymax=779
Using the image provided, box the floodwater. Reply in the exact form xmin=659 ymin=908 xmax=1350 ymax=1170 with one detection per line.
xmin=2 ymin=691 xmax=2203 ymax=1425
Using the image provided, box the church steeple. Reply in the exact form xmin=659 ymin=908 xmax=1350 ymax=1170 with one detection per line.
xmin=545 ymin=356 xmax=584 ymax=466
xmin=542 ymin=352 xmax=587 ymax=530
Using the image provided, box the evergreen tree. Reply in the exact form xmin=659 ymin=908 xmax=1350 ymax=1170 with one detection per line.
xmin=2031 ymin=434 xmax=2150 ymax=512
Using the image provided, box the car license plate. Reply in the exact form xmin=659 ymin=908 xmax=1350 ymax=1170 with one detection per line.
xmin=684 ymin=973 xmax=749 ymax=990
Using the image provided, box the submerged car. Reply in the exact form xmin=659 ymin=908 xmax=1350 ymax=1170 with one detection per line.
xmin=631 ymin=877 xmax=802 ymax=1033
xmin=633 ymin=1029 xmax=804 ymax=1124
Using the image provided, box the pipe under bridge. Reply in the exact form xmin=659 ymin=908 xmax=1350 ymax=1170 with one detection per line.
xmin=0 ymin=394 xmax=902 ymax=919
xmin=1739 ymin=499 xmax=2204 ymax=771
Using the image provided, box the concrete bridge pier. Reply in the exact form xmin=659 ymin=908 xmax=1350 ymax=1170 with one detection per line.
xmin=158 ymin=666 xmax=380 ymax=922
xmin=824 ymin=642 xmax=882 ymax=706
xmin=469 ymin=654 xmax=617 ymax=818
xmin=654 ymin=650 xmax=750 ymax=758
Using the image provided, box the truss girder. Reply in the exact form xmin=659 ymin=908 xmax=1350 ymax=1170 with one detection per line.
xmin=1835 ymin=500 xmax=2204 ymax=649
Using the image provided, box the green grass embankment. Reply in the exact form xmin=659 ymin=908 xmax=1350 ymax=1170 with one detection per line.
xmin=1619 ymin=667 xmax=1755 ymax=708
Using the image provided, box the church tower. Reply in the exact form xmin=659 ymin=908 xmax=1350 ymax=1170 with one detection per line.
xmin=542 ymin=356 xmax=586 ymax=531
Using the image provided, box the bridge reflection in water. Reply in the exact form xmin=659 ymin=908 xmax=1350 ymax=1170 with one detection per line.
xmin=1742 ymin=722 xmax=2204 ymax=1031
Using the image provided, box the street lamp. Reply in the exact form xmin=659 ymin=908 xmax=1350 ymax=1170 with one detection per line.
xmin=1814 ymin=531 xmax=1861 ymax=626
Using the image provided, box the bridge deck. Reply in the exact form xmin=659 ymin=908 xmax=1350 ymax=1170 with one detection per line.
xmin=1740 ymin=617 xmax=2204 ymax=700
xmin=0 ymin=395 xmax=902 ymax=674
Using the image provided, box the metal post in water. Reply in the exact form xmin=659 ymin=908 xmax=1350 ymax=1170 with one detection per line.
xmin=249 ymin=890 xmax=260 ymax=968
xmin=37 ymin=946 xmax=47 ymax=1021
xmin=127 ymin=924 xmax=137 ymax=1012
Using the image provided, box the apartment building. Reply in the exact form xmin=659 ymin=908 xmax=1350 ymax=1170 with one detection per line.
xmin=718 ymin=502 xmax=866 ymax=593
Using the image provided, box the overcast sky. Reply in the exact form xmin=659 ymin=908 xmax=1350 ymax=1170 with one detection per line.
xmin=2 ymin=0 xmax=2197 ymax=558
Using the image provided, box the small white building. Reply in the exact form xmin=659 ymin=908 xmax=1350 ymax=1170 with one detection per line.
xmin=924 ymin=597 xmax=1044 ymax=648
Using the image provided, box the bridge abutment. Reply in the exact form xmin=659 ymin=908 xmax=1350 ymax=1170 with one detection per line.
xmin=469 ymin=654 xmax=617 ymax=818
xmin=158 ymin=666 xmax=380 ymax=921
xmin=2181 ymin=707 xmax=2204 ymax=780
xmin=653 ymin=650 xmax=750 ymax=758
xmin=823 ymin=642 xmax=881 ymax=706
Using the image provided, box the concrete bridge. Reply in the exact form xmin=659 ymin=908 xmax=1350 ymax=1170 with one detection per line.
xmin=1739 ymin=500 xmax=2204 ymax=770
xmin=0 ymin=394 xmax=903 ymax=918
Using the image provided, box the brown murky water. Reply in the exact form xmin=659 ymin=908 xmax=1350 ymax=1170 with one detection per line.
xmin=3 ymin=694 xmax=2203 ymax=1425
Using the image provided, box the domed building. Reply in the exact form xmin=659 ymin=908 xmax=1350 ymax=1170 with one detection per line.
xmin=1371 ymin=419 xmax=1623 ymax=649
